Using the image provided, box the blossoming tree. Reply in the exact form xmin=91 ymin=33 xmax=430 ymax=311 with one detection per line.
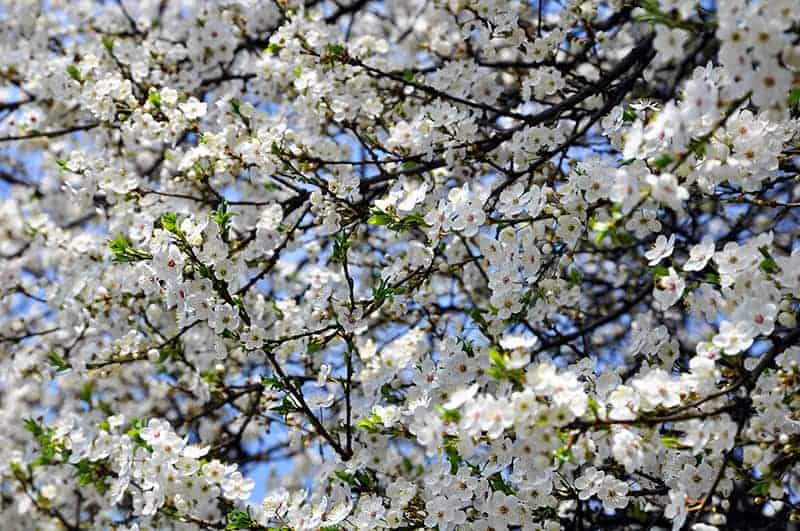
xmin=1 ymin=0 xmax=799 ymax=529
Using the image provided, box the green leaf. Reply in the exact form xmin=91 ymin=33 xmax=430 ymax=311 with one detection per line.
xmin=126 ymin=425 xmax=152 ymax=451
xmin=748 ymin=478 xmax=771 ymax=497
xmin=371 ymin=278 xmax=396 ymax=305
xmin=651 ymin=264 xmax=670 ymax=279
xmin=613 ymin=230 xmax=636 ymax=246
xmin=788 ymin=88 xmax=800 ymax=109
xmin=160 ymin=212 xmax=180 ymax=234
xmin=487 ymin=348 xmax=525 ymax=386
xmin=488 ymin=347 xmax=506 ymax=370
xmin=75 ymin=460 xmax=94 ymax=486
xmin=73 ymin=459 xmax=108 ymax=492
xmin=230 ymin=98 xmax=241 ymax=116
xmin=109 ymin=235 xmax=153 ymax=263
xmin=436 ymin=405 xmax=461 ymax=423
xmin=442 ymin=436 xmax=461 ymax=474
xmin=380 ymin=384 xmax=404 ymax=405
xmin=225 ymin=509 xmax=253 ymax=530
xmin=101 ymin=36 xmax=114 ymax=53
xmin=356 ymin=412 xmax=383 ymax=434
xmin=367 ymin=207 xmax=428 ymax=232
xmin=660 ymin=435 xmax=685 ymax=449
xmin=271 ymin=397 xmax=298 ymax=416
xmin=261 ymin=376 xmax=285 ymax=390
xmin=325 ymin=43 xmax=346 ymax=59
xmin=488 ymin=472 xmax=517 ymax=495
xmin=553 ymin=445 xmax=573 ymax=465
xmin=334 ymin=470 xmax=356 ymax=486
xmin=758 ymin=246 xmax=780 ymax=274
xmin=468 ymin=307 xmax=488 ymax=329
xmin=271 ymin=299 xmax=285 ymax=320
xmin=147 ymin=89 xmax=161 ymax=109
xmin=630 ymin=500 xmax=650 ymax=524
xmin=367 ymin=211 xmax=392 ymax=226
xmin=688 ymin=137 xmax=707 ymax=158
xmin=654 ymin=154 xmax=673 ymax=169
xmin=331 ymin=233 xmax=351 ymax=263
xmin=24 ymin=418 xmax=46 ymax=438
xmin=66 ymin=65 xmax=82 ymax=82
xmin=158 ymin=342 xmax=182 ymax=363
xmin=48 ymin=351 xmax=72 ymax=372
xmin=211 ymin=199 xmax=237 ymax=235
xmin=79 ymin=382 xmax=94 ymax=404
xmin=337 ymin=471 xmax=373 ymax=496
xmin=306 ymin=339 xmax=324 ymax=355
xmin=622 ymin=108 xmax=637 ymax=122
xmin=587 ymin=396 xmax=601 ymax=417
xmin=24 ymin=418 xmax=65 ymax=467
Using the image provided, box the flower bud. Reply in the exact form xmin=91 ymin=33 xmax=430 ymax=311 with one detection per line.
xmin=782 ymin=45 xmax=800 ymax=71
xmin=778 ymin=312 xmax=797 ymax=328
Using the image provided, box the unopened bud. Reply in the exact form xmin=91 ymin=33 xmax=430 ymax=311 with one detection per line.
xmin=782 ymin=45 xmax=800 ymax=71
xmin=778 ymin=312 xmax=797 ymax=328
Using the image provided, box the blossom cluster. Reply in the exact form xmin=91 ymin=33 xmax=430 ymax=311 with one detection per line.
xmin=1 ymin=0 xmax=799 ymax=530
